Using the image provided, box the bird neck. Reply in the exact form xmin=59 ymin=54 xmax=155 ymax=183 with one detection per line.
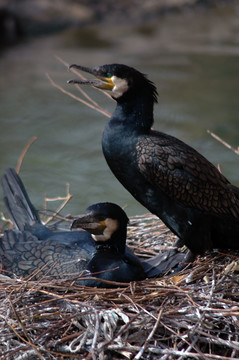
xmin=111 ymin=95 xmax=154 ymax=132
xmin=95 ymin=227 xmax=127 ymax=254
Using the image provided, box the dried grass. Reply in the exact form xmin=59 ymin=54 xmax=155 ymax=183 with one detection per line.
xmin=1 ymin=213 xmax=239 ymax=360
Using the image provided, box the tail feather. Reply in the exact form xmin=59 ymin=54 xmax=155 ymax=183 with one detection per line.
xmin=141 ymin=249 xmax=186 ymax=278
xmin=1 ymin=168 xmax=41 ymax=230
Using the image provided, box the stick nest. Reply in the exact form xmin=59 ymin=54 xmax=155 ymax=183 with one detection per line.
xmin=1 ymin=213 xmax=239 ymax=360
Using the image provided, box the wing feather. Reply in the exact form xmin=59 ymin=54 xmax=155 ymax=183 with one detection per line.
xmin=136 ymin=132 xmax=239 ymax=219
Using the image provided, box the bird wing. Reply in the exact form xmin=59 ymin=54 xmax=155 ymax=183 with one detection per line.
xmin=0 ymin=230 xmax=90 ymax=279
xmin=136 ymin=132 xmax=239 ymax=219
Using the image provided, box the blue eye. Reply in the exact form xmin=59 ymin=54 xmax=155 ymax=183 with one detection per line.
xmin=106 ymin=73 xmax=112 ymax=78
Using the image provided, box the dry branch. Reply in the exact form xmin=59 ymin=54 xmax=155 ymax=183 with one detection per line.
xmin=47 ymin=55 xmax=112 ymax=118
xmin=16 ymin=136 xmax=37 ymax=174
xmin=207 ymin=130 xmax=239 ymax=156
xmin=43 ymin=182 xmax=72 ymax=225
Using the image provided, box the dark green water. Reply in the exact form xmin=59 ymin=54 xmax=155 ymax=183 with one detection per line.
xmin=0 ymin=9 xmax=239 ymax=217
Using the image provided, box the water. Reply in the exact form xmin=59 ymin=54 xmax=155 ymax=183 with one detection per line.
xmin=0 ymin=9 xmax=239 ymax=217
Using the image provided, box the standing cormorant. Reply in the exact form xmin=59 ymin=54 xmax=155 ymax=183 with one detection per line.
xmin=0 ymin=168 xmax=146 ymax=286
xmin=68 ymin=63 xmax=239 ymax=267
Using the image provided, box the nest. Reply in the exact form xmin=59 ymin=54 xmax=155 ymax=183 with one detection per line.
xmin=1 ymin=213 xmax=239 ymax=360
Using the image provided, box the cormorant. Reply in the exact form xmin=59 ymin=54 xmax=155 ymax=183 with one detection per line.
xmin=68 ymin=63 xmax=239 ymax=267
xmin=0 ymin=168 xmax=146 ymax=286
xmin=71 ymin=202 xmax=146 ymax=285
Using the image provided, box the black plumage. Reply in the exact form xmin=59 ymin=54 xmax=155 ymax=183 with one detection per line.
xmin=68 ymin=63 xmax=239 ymax=265
xmin=0 ymin=168 xmax=146 ymax=286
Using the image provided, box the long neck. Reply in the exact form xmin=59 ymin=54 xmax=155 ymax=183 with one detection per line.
xmin=111 ymin=94 xmax=154 ymax=132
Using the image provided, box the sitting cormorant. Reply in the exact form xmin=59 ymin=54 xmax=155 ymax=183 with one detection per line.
xmin=71 ymin=203 xmax=146 ymax=285
xmin=0 ymin=168 xmax=146 ymax=286
xmin=68 ymin=63 xmax=239 ymax=266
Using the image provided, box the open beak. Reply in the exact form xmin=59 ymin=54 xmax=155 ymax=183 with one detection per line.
xmin=68 ymin=64 xmax=114 ymax=90
xmin=71 ymin=213 xmax=106 ymax=235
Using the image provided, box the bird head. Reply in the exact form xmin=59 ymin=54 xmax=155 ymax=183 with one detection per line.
xmin=68 ymin=63 xmax=158 ymax=103
xmin=71 ymin=202 xmax=129 ymax=243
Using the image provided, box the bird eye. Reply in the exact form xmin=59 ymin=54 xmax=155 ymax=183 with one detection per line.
xmin=106 ymin=73 xmax=112 ymax=78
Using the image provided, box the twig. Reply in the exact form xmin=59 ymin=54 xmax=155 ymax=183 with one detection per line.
xmin=56 ymin=55 xmax=109 ymax=109
xmin=133 ymin=309 xmax=163 ymax=360
xmin=97 ymin=312 xmax=142 ymax=353
xmin=207 ymin=130 xmax=239 ymax=155
xmin=44 ymin=183 xmax=72 ymax=225
xmin=55 ymin=55 xmax=113 ymax=100
xmin=89 ymin=309 xmax=100 ymax=360
xmin=147 ymin=348 xmax=237 ymax=359
xmin=8 ymin=296 xmax=45 ymax=360
xmin=46 ymin=73 xmax=111 ymax=118
xmin=16 ymin=136 xmax=37 ymax=174
xmin=48 ymin=55 xmax=113 ymax=118
xmin=178 ymin=271 xmax=216 ymax=360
